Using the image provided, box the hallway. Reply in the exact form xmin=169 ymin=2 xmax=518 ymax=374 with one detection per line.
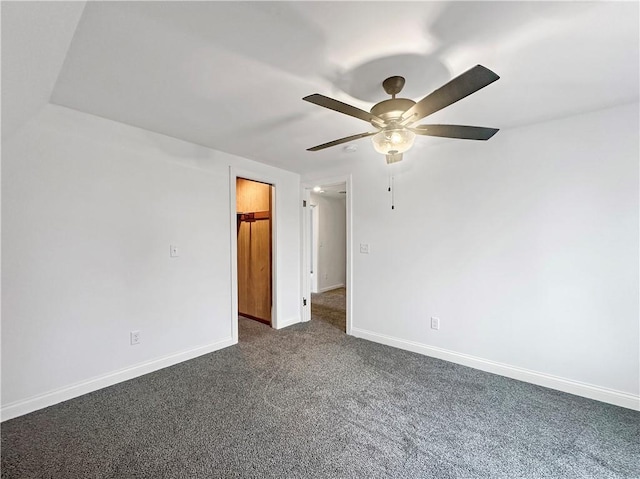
xmin=311 ymin=287 xmax=346 ymax=332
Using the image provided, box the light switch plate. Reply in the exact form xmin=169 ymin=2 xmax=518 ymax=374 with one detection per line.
xmin=170 ymin=245 xmax=179 ymax=257
xmin=430 ymin=317 xmax=440 ymax=330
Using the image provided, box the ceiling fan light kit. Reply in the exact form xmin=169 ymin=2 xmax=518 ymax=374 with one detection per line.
xmin=303 ymin=65 xmax=500 ymax=163
xmin=372 ymin=126 xmax=416 ymax=155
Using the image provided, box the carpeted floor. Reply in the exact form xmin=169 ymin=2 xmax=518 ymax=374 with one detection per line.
xmin=311 ymin=287 xmax=346 ymax=332
xmin=2 ymin=305 xmax=639 ymax=478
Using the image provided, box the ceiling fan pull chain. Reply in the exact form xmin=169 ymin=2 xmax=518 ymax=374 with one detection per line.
xmin=391 ymin=176 xmax=395 ymax=210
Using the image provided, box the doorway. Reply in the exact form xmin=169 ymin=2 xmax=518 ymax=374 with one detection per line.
xmin=236 ymin=177 xmax=273 ymax=325
xmin=302 ymin=176 xmax=352 ymax=334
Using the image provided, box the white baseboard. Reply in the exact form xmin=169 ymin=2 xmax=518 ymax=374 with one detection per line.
xmin=1 ymin=337 xmax=236 ymax=422
xmin=276 ymin=315 xmax=301 ymax=329
xmin=319 ymin=283 xmax=345 ymax=293
xmin=351 ymin=327 xmax=639 ymax=411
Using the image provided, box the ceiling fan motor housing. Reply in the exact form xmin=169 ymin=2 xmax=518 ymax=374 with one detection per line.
xmin=370 ymin=98 xmax=416 ymax=123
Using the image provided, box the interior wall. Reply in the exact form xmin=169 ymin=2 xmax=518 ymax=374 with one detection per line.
xmin=2 ymin=104 xmax=301 ymax=417
xmin=310 ymin=204 xmax=319 ymax=294
xmin=310 ymin=193 xmax=346 ymax=292
xmin=303 ymin=102 xmax=639 ymax=405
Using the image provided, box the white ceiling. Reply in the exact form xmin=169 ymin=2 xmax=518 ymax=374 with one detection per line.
xmin=311 ymin=182 xmax=348 ymax=200
xmin=11 ymin=2 xmax=640 ymax=174
xmin=1 ymin=1 xmax=85 ymax=141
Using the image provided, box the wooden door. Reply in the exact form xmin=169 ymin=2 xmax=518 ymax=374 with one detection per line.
xmin=236 ymin=178 xmax=272 ymax=324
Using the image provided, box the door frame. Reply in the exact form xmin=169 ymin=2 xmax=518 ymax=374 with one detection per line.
xmin=309 ymin=203 xmax=318 ymax=294
xmin=301 ymin=174 xmax=353 ymax=334
xmin=230 ymin=167 xmax=278 ymax=343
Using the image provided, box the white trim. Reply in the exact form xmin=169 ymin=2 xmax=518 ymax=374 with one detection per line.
xmin=1 ymin=337 xmax=235 ymax=422
xmin=230 ymin=167 xmax=279 ymax=330
xmin=345 ymin=175 xmax=353 ymax=336
xmin=300 ymin=186 xmax=312 ymax=322
xmin=229 ymin=168 xmax=239 ymax=343
xmin=310 ymin=204 xmax=319 ymax=294
xmin=351 ymin=327 xmax=640 ymax=411
xmin=319 ymin=283 xmax=345 ymax=293
xmin=275 ymin=316 xmax=301 ymax=329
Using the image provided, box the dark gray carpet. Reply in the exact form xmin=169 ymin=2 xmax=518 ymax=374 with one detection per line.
xmin=311 ymin=287 xmax=346 ymax=332
xmin=2 ymin=312 xmax=639 ymax=478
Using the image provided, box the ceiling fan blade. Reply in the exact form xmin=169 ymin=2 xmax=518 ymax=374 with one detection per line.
xmin=303 ymin=94 xmax=384 ymax=125
xmin=401 ymin=65 xmax=499 ymax=125
xmin=307 ymin=132 xmax=377 ymax=151
xmin=411 ymin=124 xmax=499 ymax=140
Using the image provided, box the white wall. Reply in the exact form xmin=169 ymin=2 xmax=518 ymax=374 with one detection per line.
xmin=310 ymin=193 xmax=346 ymax=292
xmin=2 ymin=104 xmax=301 ymax=419
xmin=303 ymin=102 xmax=639 ymax=409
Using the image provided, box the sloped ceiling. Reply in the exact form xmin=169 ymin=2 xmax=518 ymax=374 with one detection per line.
xmin=1 ymin=1 xmax=86 ymax=141
xmin=7 ymin=2 xmax=640 ymax=174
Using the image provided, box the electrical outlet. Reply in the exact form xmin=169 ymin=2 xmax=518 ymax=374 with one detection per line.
xmin=130 ymin=330 xmax=141 ymax=345
xmin=430 ymin=317 xmax=440 ymax=330
xmin=360 ymin=243 xmax=369 ymax=254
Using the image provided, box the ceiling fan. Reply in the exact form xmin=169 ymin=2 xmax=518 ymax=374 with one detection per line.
xmin=303 ymin=65 xmax=500 ymax=164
